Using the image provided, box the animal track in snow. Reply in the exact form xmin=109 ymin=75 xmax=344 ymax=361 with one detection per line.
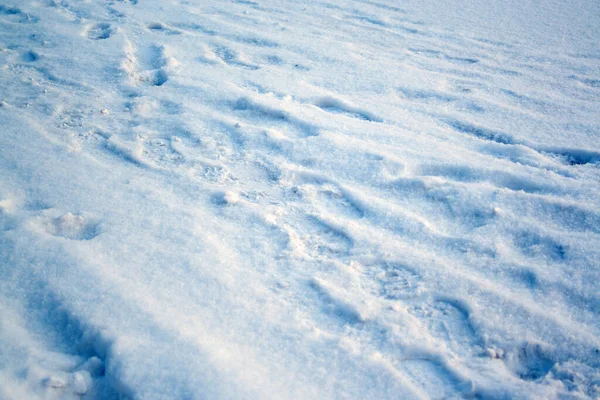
xmin=86 ymin=23 xmax=115 ymax=40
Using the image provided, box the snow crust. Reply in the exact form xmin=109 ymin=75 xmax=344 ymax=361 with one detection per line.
xmin=0 ymin=0 xmax=599 ymax=398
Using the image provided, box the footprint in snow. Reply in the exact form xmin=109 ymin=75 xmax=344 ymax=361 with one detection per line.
xmin=309 ymin=277 xmax=365 ymax=325
xmin=123 ymin=44 xmax=175 ymax=87
xmin=316 ymin=186 xmax=364 ymax=219
xmin=313 ymin=96 xmax=382 ymax=122
xmin=504 ymin=341 xmax=555 ymax=381
xmin=211 ymin=191 xmax=240 ymax=206
xmin=297 ymin=215 xmax=353 ymax=257
xmin=213 ymin=45 xmax=259 ymax=70
xmin=147 ymin=22 xmax=181 ymax=35
xmin=232 ymin=97 xmax=319 ymax=138
xmin=377 ymin=263 xmax=423 ymax=300
xmin=147 ymin=69 xmax=168 ymax=86
xmin=86 ymin=23 xmax=115 ymax=40
xmin=409 ymin=298 xmax=481 ymax=355
xmin=265 ymin=55 xmax=284 ymax=65
xmin=292 ymin=179 xmax=364 ymax=219
xmin=139 ymin=136 xmax=185 ymax=168
xmin=512 ymin=230 xmax=567 ymax=262
xmin=20 ymin=50 xmax=39 ymax=62
xmin=0 ymin=5 xmax=38 ymax=23
xmin=402 ymin=358 xmax=474 ymax=400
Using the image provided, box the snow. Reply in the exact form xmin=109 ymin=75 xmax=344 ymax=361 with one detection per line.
xmin=0 ymin=0 xmax=599 ymax=398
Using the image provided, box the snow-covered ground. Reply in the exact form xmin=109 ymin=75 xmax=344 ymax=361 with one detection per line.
xmin=1 ymin=0 xmax=599 ymax=398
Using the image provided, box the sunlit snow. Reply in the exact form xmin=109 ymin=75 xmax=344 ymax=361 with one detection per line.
xmin=1 ymin=0 xmax=599 ymax=398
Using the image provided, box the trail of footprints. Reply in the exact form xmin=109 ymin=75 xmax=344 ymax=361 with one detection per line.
xmin=306 ymin=260 xmax=483 ymax=398
xmin=368 ymin=261 xmax=480 ymax=357
xmin=26 ymin=3 xmax=592 ymax=395
xmin=58 ymin=5 xmax=600 ymax=399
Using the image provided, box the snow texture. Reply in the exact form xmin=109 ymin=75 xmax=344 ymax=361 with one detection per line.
xmin=0 ymin=0 xmax=599 ymax=399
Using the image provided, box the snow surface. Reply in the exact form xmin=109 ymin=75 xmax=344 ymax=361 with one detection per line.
xmin=1 ymin=0 xmax=599 ymax=398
